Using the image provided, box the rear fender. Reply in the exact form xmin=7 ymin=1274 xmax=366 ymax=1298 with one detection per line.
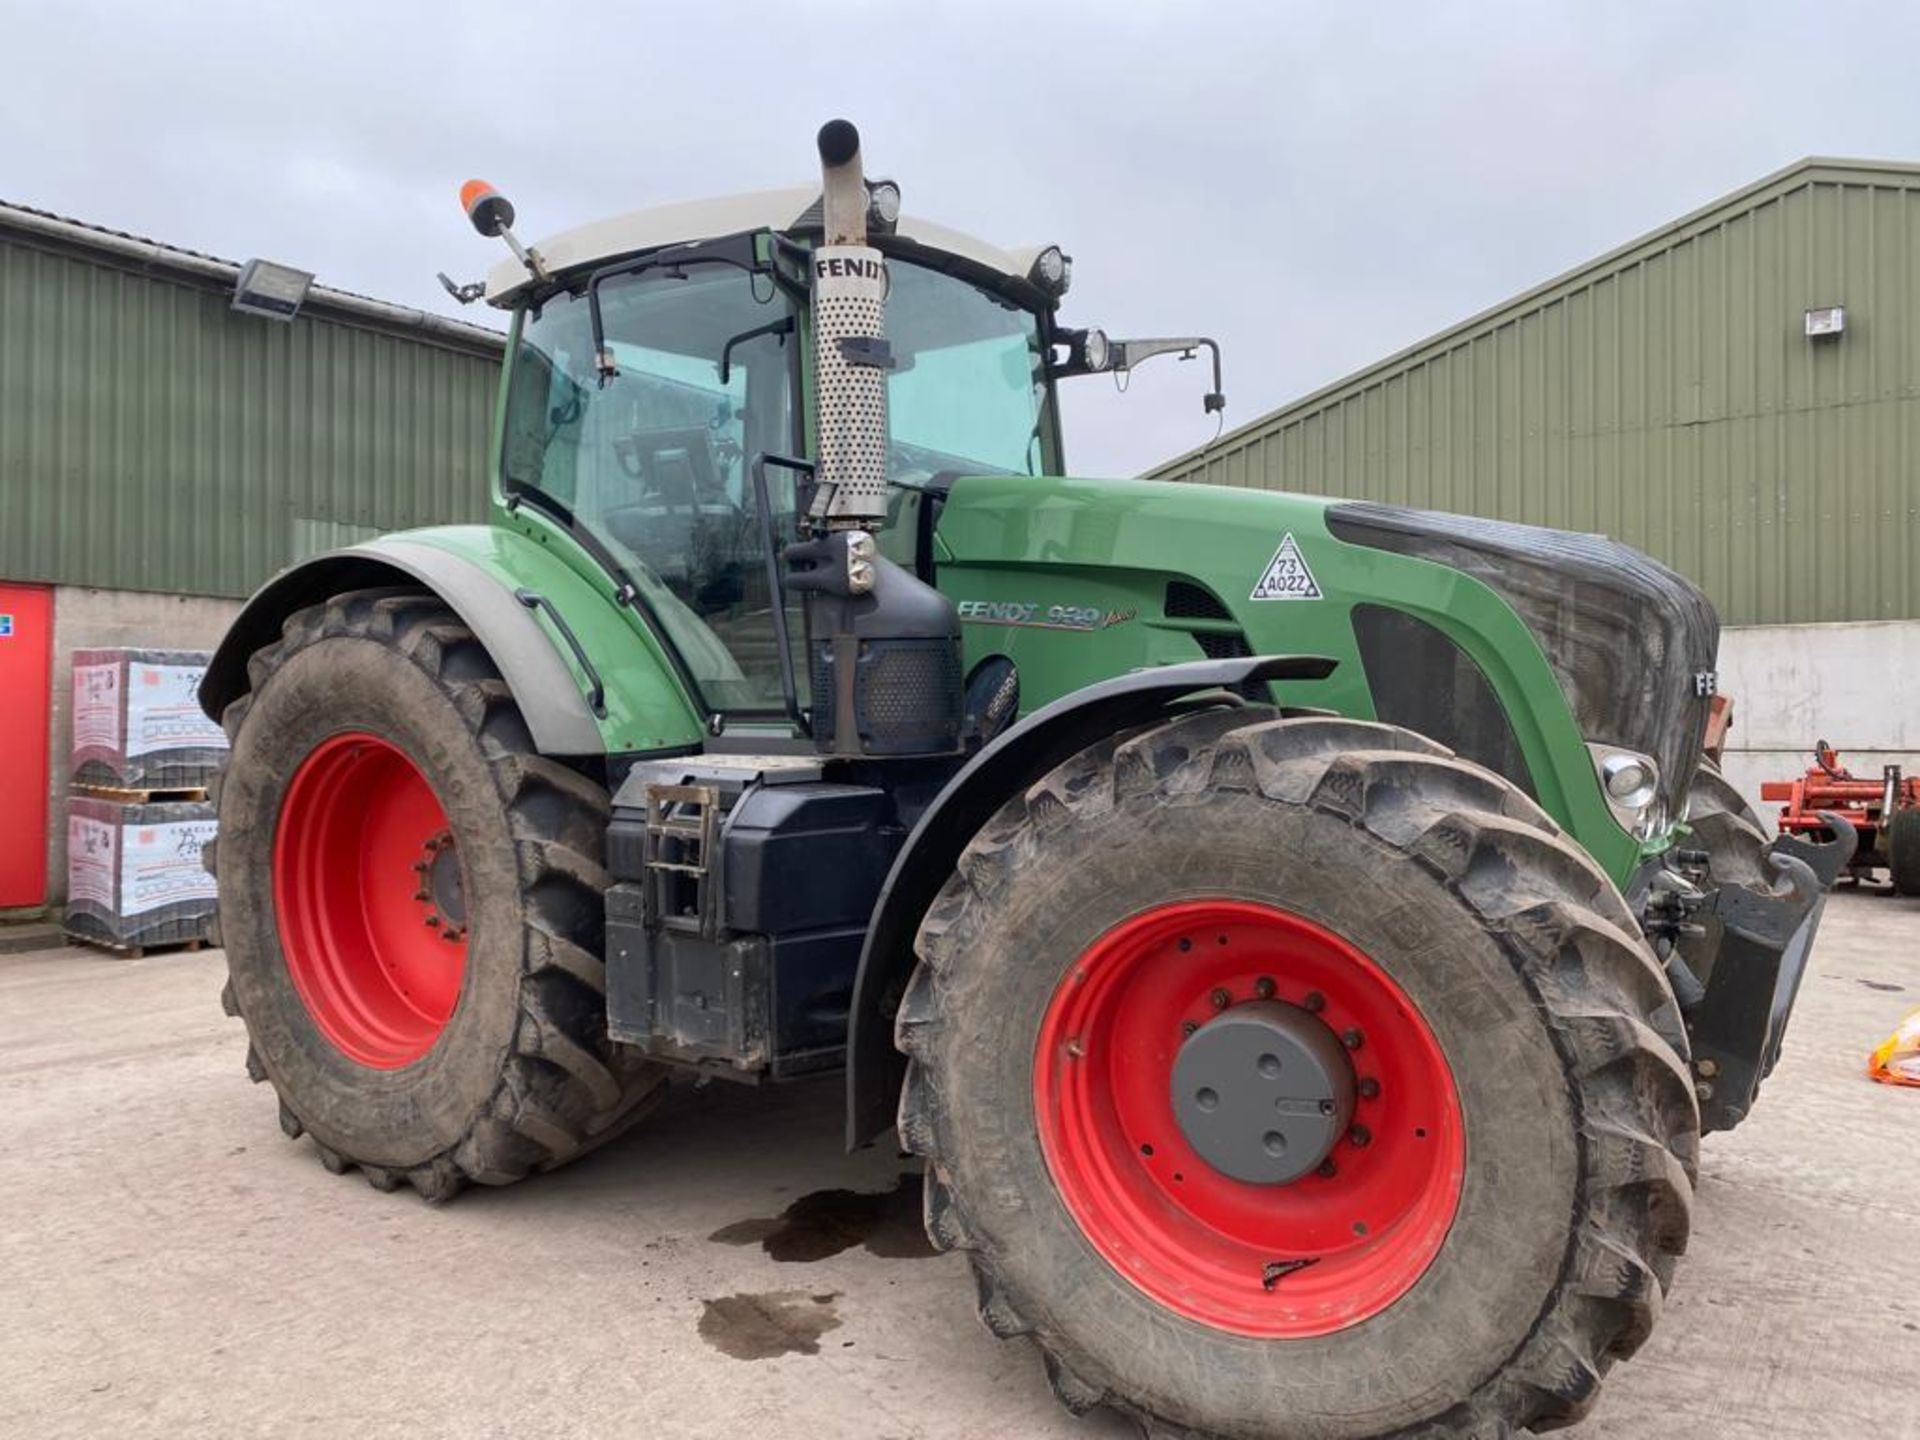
xmin=844 ymin=654 xmax=1338 ymax=1148
xmin=199 ymin=530 xmax=703 ymax=756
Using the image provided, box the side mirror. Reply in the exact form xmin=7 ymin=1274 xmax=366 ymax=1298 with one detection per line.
xmin=1054 ymin=331 xmax=1226 ymax=416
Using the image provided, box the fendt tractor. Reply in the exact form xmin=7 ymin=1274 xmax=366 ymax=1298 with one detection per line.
xmin=200 ymin=122 xmax=1846 ymax=1439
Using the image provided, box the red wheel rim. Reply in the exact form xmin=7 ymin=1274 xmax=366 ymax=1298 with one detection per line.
xmin=273 ymin=732 xmax=469 ymax=1069
xmin=1033 ymin=899 xmax=1464 ymax=1337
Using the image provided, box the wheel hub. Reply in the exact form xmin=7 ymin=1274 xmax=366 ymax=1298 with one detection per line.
xmin=1032 ymin=899 xmax=1466 ymax=1337
xmin=1171 ymin=1001 xmax=1355 ymax=1184
xmin=274 ymin=732 xmax=469 ymax=1069
xmin=416 ymin=830 xmax=468 ymax=939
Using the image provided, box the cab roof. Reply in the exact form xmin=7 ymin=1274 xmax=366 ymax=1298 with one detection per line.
xmin=484 ymin=184 xmax=1044 ymax=305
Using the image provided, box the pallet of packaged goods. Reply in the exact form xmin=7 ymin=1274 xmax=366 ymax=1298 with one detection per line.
xmin=64 ymin=795 xmax=218 ymax=956
xmin=70 ymin=648 xmax=228 ymax=793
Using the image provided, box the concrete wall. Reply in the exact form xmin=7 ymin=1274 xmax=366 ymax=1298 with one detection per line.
xmin=43 ymin=587 xmax=243 ymax=905
xmin=1716 ymin=619 xmax=1920 ymax=825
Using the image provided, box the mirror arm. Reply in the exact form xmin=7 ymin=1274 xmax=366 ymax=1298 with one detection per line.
xmin=1080 ymin=336 xmax=1228 ymax=415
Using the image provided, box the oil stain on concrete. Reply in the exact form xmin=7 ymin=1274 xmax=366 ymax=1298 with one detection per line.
xmin=708 ymin=1172 xmax=933 ymax=1262
xmin=697 ymin=1291 xmax=843 ymax=1359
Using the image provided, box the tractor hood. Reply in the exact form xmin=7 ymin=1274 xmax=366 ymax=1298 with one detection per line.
xmin=931 ymin=473 xmax=1717 ymax=882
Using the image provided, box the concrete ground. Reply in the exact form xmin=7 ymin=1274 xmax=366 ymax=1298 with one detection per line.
xmin=3 ymin=891 xmax=1918 ymax=1440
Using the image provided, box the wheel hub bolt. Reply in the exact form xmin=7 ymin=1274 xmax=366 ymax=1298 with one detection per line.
xmin=1254 ymin=976 xmax=1276 ymax=999
xmin=1181 ymin=1020 xmax=1199 ymax=1037
xmin=1316 ymin=1158 xmax=1338 ymax=1178
xmin=1303 ymin=991 xmax=1326 ymax=1013
xmin=1341 ymin=1027 xmax=1364 ymax=1050
xmin=1209 ymin=987 xmax=1231 ymax=1010
xmin=1349 ymin=1124 xmax=1372 ymax=1148
xmin=1358 ymin=1077 xmax=1381 ymax=1100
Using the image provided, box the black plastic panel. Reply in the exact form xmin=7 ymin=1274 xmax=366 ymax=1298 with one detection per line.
xmin=1350 ymin=604 xmax=1535 ymax=796
xmin=1327 ymin=502 xmax=1718 ymax=816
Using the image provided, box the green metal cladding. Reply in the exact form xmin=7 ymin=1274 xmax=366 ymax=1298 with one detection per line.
xmin=0 ymin=217 xmax=501 ymax=598
xmin=1153 ymin=159 xmax=1920 ymax=627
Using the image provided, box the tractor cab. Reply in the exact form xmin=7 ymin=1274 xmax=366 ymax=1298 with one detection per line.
xmin=473 ymin=178 xmax=1222 ymax=741
xmin=486 ymin=199 xmax=1068 ymax=720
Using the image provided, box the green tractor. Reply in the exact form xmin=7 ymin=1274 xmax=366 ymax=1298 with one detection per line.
xmin=200 ymin=121 xmax=1844 ymax=1439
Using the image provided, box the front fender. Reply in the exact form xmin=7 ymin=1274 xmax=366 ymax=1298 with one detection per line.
xmin=843 ymin=653 xmax=1338 ymax=1148
xmin=199 ymin=527 xmax=704 ymax=756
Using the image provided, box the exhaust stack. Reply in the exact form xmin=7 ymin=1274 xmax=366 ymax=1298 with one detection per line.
xmin=809 ymin=119 xmax=891 ymax=531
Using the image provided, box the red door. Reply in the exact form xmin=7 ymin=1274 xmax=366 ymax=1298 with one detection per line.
xmin=0 ymin=584 xmax=53 ymax=908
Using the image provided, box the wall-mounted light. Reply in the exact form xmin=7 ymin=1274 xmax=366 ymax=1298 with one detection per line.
xmin=232 ymin=259 xmax=314 ymax=321
xmin=1805 ymin=304 xmax=1845 ymax=340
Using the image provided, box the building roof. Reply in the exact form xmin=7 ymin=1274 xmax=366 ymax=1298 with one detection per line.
xmin=0 ymin=197 xmax=504 ymax=357
xmin=484 ymin=183 xmax=1045 ymax=302
xmin=1152 ymin=156 xmax=1920 ymax=479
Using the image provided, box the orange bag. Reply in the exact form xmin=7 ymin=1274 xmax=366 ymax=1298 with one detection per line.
xmin=1868 ymin=1008 xmax=1920 ymax=1088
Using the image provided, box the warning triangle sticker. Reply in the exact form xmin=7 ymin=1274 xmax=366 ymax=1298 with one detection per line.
xmin=1249 ymin=532 xmax=1322 ymax=601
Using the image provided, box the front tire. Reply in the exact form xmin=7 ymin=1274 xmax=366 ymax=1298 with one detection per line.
xmin=212 ymin=589 xmax=663 ymax=1200
xmin=897 ymin=710 xmax=1697 ymax=1438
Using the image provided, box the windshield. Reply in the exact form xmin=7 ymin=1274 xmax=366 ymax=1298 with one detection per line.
xmin=887 ymin=261 xmax=1053 ymax=477
xmin=502 ymin=261 xmax=803 ymax=713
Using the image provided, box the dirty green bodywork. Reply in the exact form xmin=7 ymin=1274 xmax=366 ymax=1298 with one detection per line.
xmin=364 ymin=521 xmax=707 ymax=754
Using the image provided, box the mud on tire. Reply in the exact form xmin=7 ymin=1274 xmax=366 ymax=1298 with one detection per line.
xmin=896 ymin=709 xmax=1699 ymax=1439
xmin=209 ymin=588 xmax=664 ymax=1201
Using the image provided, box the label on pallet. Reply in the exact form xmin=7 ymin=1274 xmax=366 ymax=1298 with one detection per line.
xmin=73 ymin=661 xmax=123 ymax=751
xmin=67 ymin=814 xmax=118 ymax=909
xmin=127 ymin=664 xmax=225 ymax=758
xmin=121 ymin=818 xmax=219 ymax=915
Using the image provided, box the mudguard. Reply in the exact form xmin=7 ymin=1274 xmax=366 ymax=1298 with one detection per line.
xmin=843 ymin=653 xmax=1338 ymax=1148
xmin=201 ymin=538 xmax=614 ymax=755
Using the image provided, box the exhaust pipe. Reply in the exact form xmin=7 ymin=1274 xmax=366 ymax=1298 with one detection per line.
xmin=787 ymin=121 xmax=962 ymax=759
xmin=809 ymin=119 xmax=890 ymax=530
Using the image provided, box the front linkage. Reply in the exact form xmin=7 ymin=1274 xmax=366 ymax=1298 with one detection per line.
xmin=1639 ymin=786 xmax=1853 ymax=1131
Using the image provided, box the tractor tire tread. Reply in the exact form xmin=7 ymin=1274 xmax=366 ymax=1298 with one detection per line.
xmin=214 ymin=587 xmax=664 ymax=1198
xmin=896 ymin=709 xmax=1696 ymax=1440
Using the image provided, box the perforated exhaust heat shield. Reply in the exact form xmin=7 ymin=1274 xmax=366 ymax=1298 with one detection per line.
xmin=811 ymin=244 xmax=890 ymax=524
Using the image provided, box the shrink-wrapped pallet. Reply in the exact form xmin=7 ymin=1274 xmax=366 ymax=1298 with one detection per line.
xmin=64 ymin=795 xmax=218 ymax=953
xmin=71 ymin=648 xmax=228 ymax=790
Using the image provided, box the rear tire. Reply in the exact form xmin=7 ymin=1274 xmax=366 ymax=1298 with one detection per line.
xmin=211 ymin=589 xmax=664 ymax=1200
xmin=1890 ymin=806 xmax=1920 ymax=897
xmin=898 ymin=710 xmax=1697 ymax=1439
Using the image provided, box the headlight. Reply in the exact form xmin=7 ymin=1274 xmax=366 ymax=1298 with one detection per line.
xmin=866 ymin=180 xmax=902 ymax=230
xmin=1589 ymin=744 xmax=1663 ymax=836
xmin=1030 ymin=245 xmax=1072 ymax=296
xmin=1082 ymin=327 xmax=1111 ymax=372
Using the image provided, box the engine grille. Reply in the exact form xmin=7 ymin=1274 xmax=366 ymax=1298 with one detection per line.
xmin=1327 ymin=501 xmax=1718 ymax=818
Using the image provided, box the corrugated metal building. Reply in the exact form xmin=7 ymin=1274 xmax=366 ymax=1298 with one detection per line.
xmin=1152 ymin=157 xmax=1920 ymax=817
xmin=0 ymin=202 xmax=502 ymax=596
xmin=0 ymin=201 xmax=503 ymax=912
xmin=1154 ymin=158 xmax=1920 ymax=629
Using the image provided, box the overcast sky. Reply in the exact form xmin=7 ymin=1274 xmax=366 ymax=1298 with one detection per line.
xmin=7 ymin=2 xmax=1919 ymax=476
